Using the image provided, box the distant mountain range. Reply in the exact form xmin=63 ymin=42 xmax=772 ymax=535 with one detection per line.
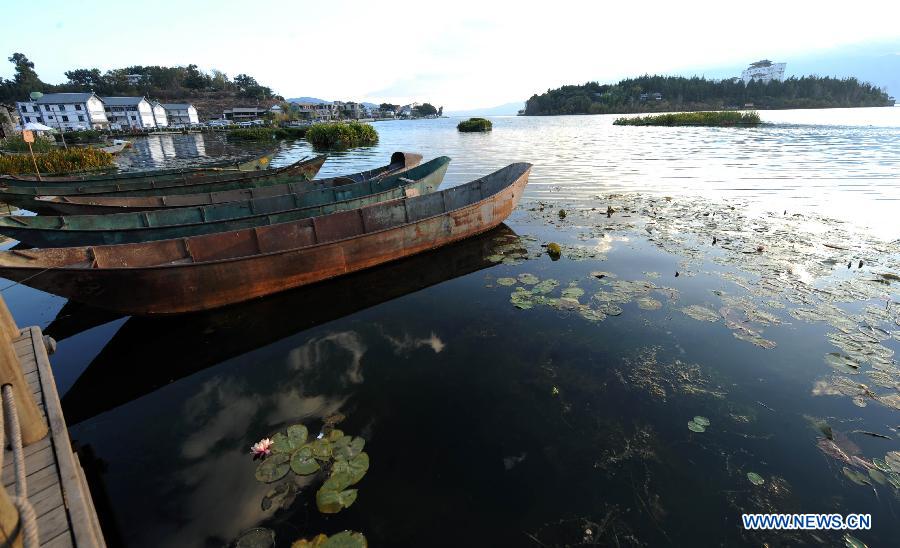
xmin=287 ymin=97 xmax=379 ymax=109
xmin=446 ymin=101 xmax=524 ymax=117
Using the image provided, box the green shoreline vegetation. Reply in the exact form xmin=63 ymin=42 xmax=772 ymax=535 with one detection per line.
xmin=0 ymin=147 xmax=114 ymax=174
xmin=613 ymin=111 xmax=762 ymax=127
xmin=524 ymin=75 xmax=893 ymax=116
xmin=304 ymin=122 xmax=378 ymax=149
xmin=226 ymin=127 xmax=308 ymax=141
xmin=457 ymin=117 xmax=493 ymax=132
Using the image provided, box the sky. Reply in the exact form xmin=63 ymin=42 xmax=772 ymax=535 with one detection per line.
xmin=1 ymin=0 xmax=899 ymax=110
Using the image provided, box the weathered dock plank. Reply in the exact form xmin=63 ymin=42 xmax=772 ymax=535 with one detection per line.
xmin=1 ymin=327 xmax=106 ymax=547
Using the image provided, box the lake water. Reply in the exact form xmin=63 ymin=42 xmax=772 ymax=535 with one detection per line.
xmin=3 ymin=108 xmax=900 ymax=547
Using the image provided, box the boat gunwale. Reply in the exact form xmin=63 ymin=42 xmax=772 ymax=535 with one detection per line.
xmin=2 ymin=163 xmax=531 ymax=272
xmin=0 ymin=157 xmax=450 ymax=236
xmin=2 ymin=155 xmax=324 ymax=199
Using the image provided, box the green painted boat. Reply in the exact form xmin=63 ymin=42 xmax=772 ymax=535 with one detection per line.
xmin=32 ymin=152 xmax=422 ymax=215
xmin=0 ymin=155 xmax=328 ymax=213
xmin=0 ymin=147 xmax=280 ymax=185
xmin=0 ymin=157 xmax=449 ymax=247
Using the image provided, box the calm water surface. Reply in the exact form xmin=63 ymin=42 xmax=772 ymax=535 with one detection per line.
xmin=3 ymin=108 xmax=900 ymax=547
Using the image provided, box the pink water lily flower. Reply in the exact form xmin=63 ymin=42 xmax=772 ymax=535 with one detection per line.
xmin=251 ymin=438 xmax=273 ymax=458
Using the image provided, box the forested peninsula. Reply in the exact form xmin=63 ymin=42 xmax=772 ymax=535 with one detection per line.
xmin=523 ymin=75 xmax=893 ymax=115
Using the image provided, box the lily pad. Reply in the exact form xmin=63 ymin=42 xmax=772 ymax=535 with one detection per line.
xmin=288 ymin=424 xmax=309 ymax=447
xmin=843 ymin=534 xmax=867 ymax=548
xmin=496 ymin=277 xmax=517 ymax=286
xmin=681 ymin=305 xmax=719 ymax=322
xmin=561 ymin=287 xmax=585 ymax=299
xmin=824 ymin=353 xmax=861 ymax=374
xmin=510 ymin=288 xmax=534 ymax=309
xmin=867 ymin=468 xmax=887 ymax=485
xmin=327 ymin=429 xmax=345 ymax=442
xmin=322 ymin=470 xmax=353 ymax=492
xmin=747 ymin=472 xmax=765 ymax=486
xmin=332 ymin=451 xmax=369 ymax=485
xmin=309 ymin=438 xmax=333 ymax=461
xmin=235 ymin=527 xmax=275 ymax=548
xmin=531 ymin=279 xmax=560 ymax=295
xmin=291 ymin=531 xmax=367 ymax=548
xmin=693 ymin=416 xmax=710 ymax=427
xmin=270 ymin=433 xmax=292 ymax=454
xmin=316 ymin=488 xmax=358 ymax=514
xmin=255 ymin=453 xmax=291 ymax=483
xmin=637 ymin=297 xmax=662 ymax=310
xmin=517 ymin=273 xmax=539 ymax=285
xmin=842 ymin=467 xmax=871 ymax=486
xmin=334 ymin=436 xmax=365 ymax=460
xmin=687 ymin=420 xmax=706 ymax=433
xmin=261 ymin=482 xmax=299 ymax=512
xmin=885 ymin=451 xmax=900 ymax=473
xmin=290 ymin=446 xmax=320 ymax=475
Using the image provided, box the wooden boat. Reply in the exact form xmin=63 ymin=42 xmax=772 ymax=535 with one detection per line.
xmin=0 ymin=148 xmax=281 ymax=184
xmin=31 ymin=152 xmax=421 ymax=215
xmin=0 ymin=162 xmax=531 ymax=315
xmin=0 ymin=156 xmax=449 ymax=247
xmin=0 ymin=155 xmax=328 ymax=213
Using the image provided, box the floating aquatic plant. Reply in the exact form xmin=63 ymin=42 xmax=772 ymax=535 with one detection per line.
xmin=291 ymin=531 xmax=367 ymax=548
xmin=680 ymin=305 xmax=720 ymax=322
xmin=496 ymin=277 xmax=517 ymax=286
xmin=687 ymin=420 xmax=706 ymax=433
xmin=235 ymin=527 xmax=276 ymax=548
xmin=746 ymin=472 xmax=765 ymax=486
xmin=547 ymin=242 xmax=562 ymax=260
xmin=693 ymin=416 xmax=710 ymax=427
xmin=253 ymin=422 xmax=370 ymax=515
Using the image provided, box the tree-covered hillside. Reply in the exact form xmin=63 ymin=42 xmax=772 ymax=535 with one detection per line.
xmin=0 ymin=53 xmax=279 ymax=118
xmin=524 ymin=75 xmax=893 ymax=115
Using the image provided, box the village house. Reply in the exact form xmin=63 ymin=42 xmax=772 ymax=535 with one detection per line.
xmin=103 ymin=96 xmax=162 ymax=129
xmin=161 ymin=103 xmax=200 ymax=125
xmin=291 ymin=102 xmax=338 ymax=122
xmin=223 ymin=107 xmax=267 ymax=122
xmin=15 ymin=92 xmax=109 ymax=131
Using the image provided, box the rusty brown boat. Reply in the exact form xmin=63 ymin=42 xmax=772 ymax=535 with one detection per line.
xmin=32 ymin=152 xmax=422 ymax=215
xmin=0 ymin=163 xmax=531 ymax=315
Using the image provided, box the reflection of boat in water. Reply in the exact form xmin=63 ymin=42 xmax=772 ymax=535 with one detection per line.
xmin=60 ymin=225 xmax=518 ymax=424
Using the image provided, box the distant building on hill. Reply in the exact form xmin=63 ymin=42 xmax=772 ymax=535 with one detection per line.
xmin=15 ymin=92 xmax=109 ymax=130
xmin=103 ymin=96 xmax=162 ymax=129
xmin=741 ymin=60 xmax=786 ymax=84
xmin=162 ymin=103 xmax=200 ymax=125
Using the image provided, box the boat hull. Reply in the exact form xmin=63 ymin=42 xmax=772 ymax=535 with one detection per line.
xmin=0 ymin=165 xmax=530 ymax=315
xmin=0 ymin=158 xmax=449 ymax=247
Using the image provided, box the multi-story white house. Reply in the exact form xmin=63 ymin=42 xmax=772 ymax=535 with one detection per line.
xmin=741 ymin=60 xmax=786 ymax=84
xmin=162 ymin=103 xmax=200 ymax=125
xmin=103 ymin=96 xmax=159 ymax=129
xmin=150 ymin=101 xmax=168 ymax=128
xmin=16 ymin=92 xmax=109 ymax=130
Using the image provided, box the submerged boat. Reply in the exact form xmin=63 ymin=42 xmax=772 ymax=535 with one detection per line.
xmin=0 ymin=156 xmax=450 ymax=247
xmin=0 ymin=162 xmax=531 ymax=315
xmin=0 ymin=155 xmax=328 ymax=213
xmin=0 ymin=148 xmax=281 ymax=184
xmin=32 ymin=152 xmax=421 ymax=215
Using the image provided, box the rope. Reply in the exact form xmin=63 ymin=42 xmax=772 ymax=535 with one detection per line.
xmin=1 ymin=384 xmax=40 ymax=548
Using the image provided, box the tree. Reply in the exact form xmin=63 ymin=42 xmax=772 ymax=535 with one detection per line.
xmin=183 ymin=64 xmax=208 ymax=90
xmin=379 ymin=103 xmax=398 ymax=111
xmin=414 ymin=102 xmax=438 ymax=117
xmin=65 ymin=68 xmax=104 ymax=90
xmin=438 ymin=106 xmax=443 ymax=116
xmin=210 ymin=69 xmax=230 ymax=90
xmin=7 ymin=53 xmax=43 ymax=96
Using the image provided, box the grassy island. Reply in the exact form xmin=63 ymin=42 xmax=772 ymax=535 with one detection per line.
xmin=614 ymin=111 xmax=761 ymax=127
xmin=0 ymin=147 xmax=114 ymax=174
xmin=304 ymin=122 xmax=378 ymax=149
xmin=457 ymin=118 xmax=492 ymax=132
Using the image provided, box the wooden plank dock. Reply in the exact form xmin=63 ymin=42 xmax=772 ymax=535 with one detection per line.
xmin=1 ymin=323 xmax=105 ymax=547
